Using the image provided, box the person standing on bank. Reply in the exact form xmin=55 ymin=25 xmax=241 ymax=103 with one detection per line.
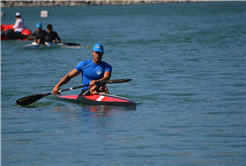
xmin=46 ymin=24 xmax=61 ymax=43
xmin=27 ymin=22 xmax=52 ymax=45
xmin=52 ymin=43 xmax=112 ymax=96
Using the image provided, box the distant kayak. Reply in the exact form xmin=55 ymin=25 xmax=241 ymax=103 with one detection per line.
xmin=21 ymin=42 xmax=57 ymax=50
xmin=57 ymin=93 xmax=136 ymax=107
xmin=21 ymin=42 xmax=81 ymax=50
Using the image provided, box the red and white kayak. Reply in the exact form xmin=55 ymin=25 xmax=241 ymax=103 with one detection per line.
xmin=57 ymin=93 xmax=136 ymax=107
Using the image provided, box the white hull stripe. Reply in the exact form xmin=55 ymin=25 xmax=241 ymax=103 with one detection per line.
xmin=96 ymin=96 xmax=105 ymax=101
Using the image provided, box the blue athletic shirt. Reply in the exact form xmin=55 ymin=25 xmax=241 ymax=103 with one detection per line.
xmin=75 ymin=59 xmax=112 ymax=90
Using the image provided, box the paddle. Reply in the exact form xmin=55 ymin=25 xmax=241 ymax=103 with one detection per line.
xmin=62 ymin=42 xmax=80 ymax=46
xmin=16 ymin=79 xmax=132 ymax=106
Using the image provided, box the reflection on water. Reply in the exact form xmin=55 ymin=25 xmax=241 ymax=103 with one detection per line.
xmin=53 ymin=105 xmax=136 ymax=118
xmin=82 ymin=105 xmax=136 ymax=117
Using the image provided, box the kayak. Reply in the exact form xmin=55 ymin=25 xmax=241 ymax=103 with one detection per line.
xmin=15 ymin=79 xmax=134 ymax=107
xmin=21 ymin=42 xmax=80 ymax=50
xmin=1 ymin=24 xmax=31 ymax=40
xmin=21 ymin=42 xmax=57 ymax=50
xmin=57 ymin=93 xmax=136 ymax=107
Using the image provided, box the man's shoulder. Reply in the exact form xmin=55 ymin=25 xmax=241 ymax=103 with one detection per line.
xmin=84 ymin=59 xmax=92 ymax=64
xmin=41 ymin=30 xmax=48 ymax=33
xmin=16 ymin=18 xmax=23 ymax=22
xmin=101 ymin=61 xmax=111 ymax=67
xmin=32 ymin=30 xmax=38 ymax=34
xmin=77 ymin=59 xmax=92 ymax=66
xmin=51 ymin=31 xmax=58 ymax=35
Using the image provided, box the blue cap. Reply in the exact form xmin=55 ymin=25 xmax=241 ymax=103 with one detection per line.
xmin=36 ymin=22 xmax=42 ymax=28
xmin=93 ymin=43 xmax=104 ymax=53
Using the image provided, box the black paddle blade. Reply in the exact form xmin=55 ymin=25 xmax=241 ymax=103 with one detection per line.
xmin=63 ymin=42 xmax=80 ymax=46
xmin=16 ymin=94 xmax=46 ymax=106
xmin=99 ymin=79 xmax=132 ymax=84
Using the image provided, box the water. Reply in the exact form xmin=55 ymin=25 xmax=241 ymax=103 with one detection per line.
xmin=1 ymin=2 xmax=245 ymax=166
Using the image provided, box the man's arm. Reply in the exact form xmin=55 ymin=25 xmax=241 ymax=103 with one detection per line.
xmin=52 ymin=68 xmax=80 ymax=95
xmin=13 ymin=19 xmax=20 ymax=29
xmin=55 ymin=32 xmax=61 ymax=43
xmin=89 ymin=71 xmax=111 ymax=87
xmin=27 ymin=30 xmax=36 ymax=39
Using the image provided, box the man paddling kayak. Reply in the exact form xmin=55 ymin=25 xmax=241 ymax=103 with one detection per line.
xmin=46 ymin=24 xmax=61 ymax=43
xmin=27 ymin=22 xmax=52 ymax=44
xmin=52 ymin=43 xmax=112 ymax=96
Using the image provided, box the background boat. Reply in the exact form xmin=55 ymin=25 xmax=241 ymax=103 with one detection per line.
xmin=1 ymin=23 xmax=31 ymax=40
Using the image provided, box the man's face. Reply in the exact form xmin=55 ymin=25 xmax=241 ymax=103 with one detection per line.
xmin=92 ymin=51 xmax=103 ymax=64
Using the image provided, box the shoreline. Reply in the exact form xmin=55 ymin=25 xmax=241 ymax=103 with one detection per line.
xmin=1 ymin=0 xmax=213 ymax=8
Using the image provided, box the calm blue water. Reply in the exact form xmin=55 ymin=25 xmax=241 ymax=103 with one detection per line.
xmin=1 ymin=2 xmax=245 ymax=166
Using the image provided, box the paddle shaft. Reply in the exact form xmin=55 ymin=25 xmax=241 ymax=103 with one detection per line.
xmin=62 ymin=42 xmax=80 ymax=46
xmin=40 ymin=84 xmax=90 ymax=96
xmin=58 ymin=79 xmax=132 ymax=93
